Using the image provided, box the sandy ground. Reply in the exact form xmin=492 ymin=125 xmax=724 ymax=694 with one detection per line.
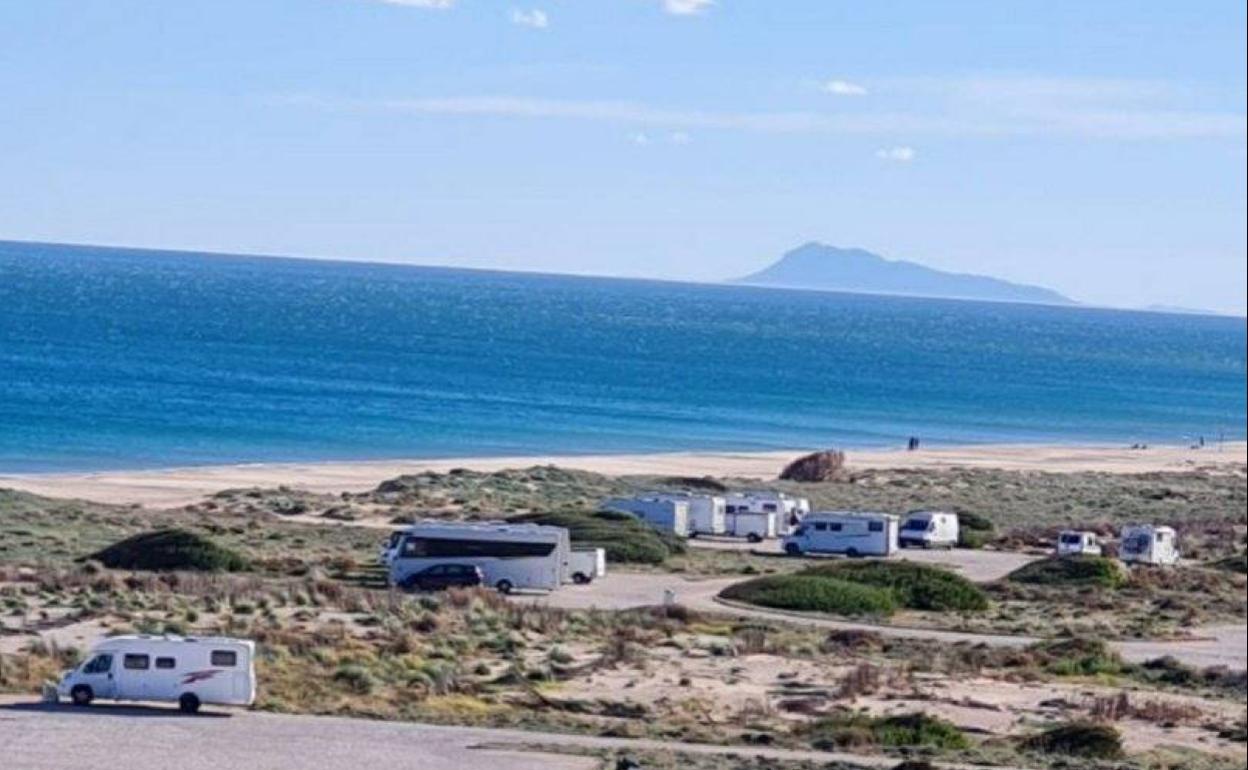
xmin=0 ymin=697 xmax=1028 ymax=770
xmin=2 ymin=441 xmax=1243 ymax=508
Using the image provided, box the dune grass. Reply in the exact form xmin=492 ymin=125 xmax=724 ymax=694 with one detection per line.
xmin=88 ymin=528 xmax=249 ymax=572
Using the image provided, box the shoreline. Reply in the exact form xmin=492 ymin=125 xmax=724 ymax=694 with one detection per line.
xmin=1 ymin=441 xmax=1243 ymax=509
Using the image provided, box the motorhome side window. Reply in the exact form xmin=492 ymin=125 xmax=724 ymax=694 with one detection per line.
xmin=827 ymin=522 xmax=842 ymax=532
xmin=868 ymin=521 xmax=883 ymax=532
xmin=401 ymin=537 xmax=556 ymax=558
xmin=211 ymin=650 xmax=238 ymax=667
xmin=813 ymin=522 xmax=827 ymax=531
xmin=763 ymin=503 xmax=777 ymax=512
xmin=123 ymin=654 xmax=150 ymax=670
xmin=155 ymin=657 xmax=176 ymax=669
xmin=83 ymin=654 xmax=112 ymax=674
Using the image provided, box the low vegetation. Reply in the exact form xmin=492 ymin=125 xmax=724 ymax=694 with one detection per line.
xmin=88 ymin=528 xmax=249 ymax=572
xmin=509 ymin=510 xmax=686 ymax=564
xmin=720 ymin=561 xmax=987 ymax=618
xmin=1007 ymin=555 xmax=1126 ymax=588
xmin=1021 ymin=722 xmax=1124 ymax=759
xmin=804 ymin=711 xmax=969 ymax=751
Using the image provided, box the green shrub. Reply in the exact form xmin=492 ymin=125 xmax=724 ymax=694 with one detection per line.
xmin=1007 ymin=556 xmax=1125 ymax=588
xmin=509 ymin=510 xmax=685 ymax=564
xmin=807 ymin=711 xmax=969 ymax=751
xmin=1022 ymin=722 xmax=1123 ymax=759
xmin=87 ymin=529 xmax=248 ymax=572
xmin=1028 ymin=637 xmax=1122 ymax=676
xmin=720 ymin=574 xmax=897 ymax=616
xmin=803 ymin=561 xmax=989 ymax=612
xmin=332 ymin=663 xmax=377 ymax=695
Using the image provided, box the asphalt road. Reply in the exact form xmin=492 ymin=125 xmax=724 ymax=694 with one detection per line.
xmin=0 ymin=699 xmax=1027 ymax=770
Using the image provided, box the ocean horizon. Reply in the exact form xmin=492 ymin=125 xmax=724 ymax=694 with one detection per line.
xmin=2 ymin=240 xmax=1244 ymax=474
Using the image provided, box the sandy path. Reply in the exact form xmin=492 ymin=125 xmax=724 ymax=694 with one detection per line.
xmin=2 ymin=441 xmax=1242 ymax=508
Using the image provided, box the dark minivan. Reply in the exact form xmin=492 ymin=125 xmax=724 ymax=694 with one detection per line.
xmin=399 ymin=563 xmax=484 ymax=592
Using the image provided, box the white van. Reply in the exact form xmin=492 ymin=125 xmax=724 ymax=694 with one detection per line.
xmin=56 ymin=635 xmax=255 ymax=713
xmin=1118 ymin=524 xmax=1179 ymax=566
xmin=565 ymin=547 xmax=606 ymax=584
xmin=1056 ymin=530 xmax=1102 ymax=557
xmin=783 ymin=512 xmax=899 ymax=557
xmin=898 ymin=511 xmax=959 ymax=549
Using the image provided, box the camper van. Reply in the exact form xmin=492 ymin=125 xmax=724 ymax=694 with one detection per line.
xmin=56 ymin=635 xmax=255 ymax=713
xmin=601 ymin=496 xmax=691 ymax=537
xmin=898 ymin=511 xmax=959 ymax=549
xmin=1056 ymin=530 xmax=1102 ymax=557
xmin=566 ymin=547 xmax=606 ymax=584
xmin=783 ymin=512 xmax=899 ymax=557
xmin=389 ymin=521 xmax=570 ymax=593
xmin=1118 ymin=524 xmax=1179 ymax=566
xmin=724 ymin=492 xmax=810 ymax=535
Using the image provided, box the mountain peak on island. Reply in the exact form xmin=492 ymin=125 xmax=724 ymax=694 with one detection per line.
xmin=735 ymin=242 xmax=1075 ymax=306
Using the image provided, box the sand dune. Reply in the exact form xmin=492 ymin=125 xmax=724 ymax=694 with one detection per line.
xmin=1 ymin=441 xmax=1242 ymax=509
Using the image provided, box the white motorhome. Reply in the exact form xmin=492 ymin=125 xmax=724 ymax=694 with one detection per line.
xmin=649 ymin=494 xmax=726 ymax=536
xmin=56 ymin=635 xmax=255 ymax=713
xmin=389 ymin=521 xmax=570 ymax=593
xmin=725 ymin=510 xmax=778 ymax=542
xmin=724 ymin=492 xmax=810 ymax=535
xmin=566 ymin=547 xmax=606 ymax=584
xmin=783 ymin=512 xmax=899 ymax=557
xmin=1118 ymin=524 xmax=1179 ymax=566
xmin=601 ymin=496 xmax=691 ymax=537
xmin=898 ymin=511 xmax=959 ymax=549
xmin=1056 ymin=530 xmax=1103 ymax=557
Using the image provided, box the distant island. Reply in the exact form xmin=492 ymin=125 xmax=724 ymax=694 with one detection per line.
xmin=735 ymin=242 xmax=1075 ymax=306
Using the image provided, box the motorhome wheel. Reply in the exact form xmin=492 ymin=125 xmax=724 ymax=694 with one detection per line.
xmin=495 ymin=579 xmax=514 ymax=594
xmin=179 ymin=693 xmax=201 ymax=714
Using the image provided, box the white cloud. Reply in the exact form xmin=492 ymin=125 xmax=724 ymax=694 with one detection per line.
xmin=822 ymin=79 xmax=868 ymax=97
xmin=668 ymin=131 xmax=691 ymax=144
xmin=662 ymin=0 xmax=713 ymax=16
xmin=510 ymin=8 xmax=548 ymax=28
xmin=285 ymin=82 xmax=1247 ymax=141
xmin=631 ymin=132 xmax=650 ymax=145
xmin=875 ymin=146 xmax=916 ymax=162
xmin=374 ymin=0 xmax=456 ymax=8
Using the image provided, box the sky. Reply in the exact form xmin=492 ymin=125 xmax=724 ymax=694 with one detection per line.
xmin=2 ymin=1 xmax=1245 ymax=314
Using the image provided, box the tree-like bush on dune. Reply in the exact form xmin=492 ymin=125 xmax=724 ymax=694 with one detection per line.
xmin=87 ymin=528 xmax=249 ymax=572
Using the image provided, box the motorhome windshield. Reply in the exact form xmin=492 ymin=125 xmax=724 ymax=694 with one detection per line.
xmin=1060 ymin=533 xmax=1082 ymax=544
xmin=902 ymin=519 xmax=930 ymax=531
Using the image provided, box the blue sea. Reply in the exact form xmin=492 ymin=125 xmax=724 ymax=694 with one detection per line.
xmin=1 ymin=240 xmax=1244 ymax=473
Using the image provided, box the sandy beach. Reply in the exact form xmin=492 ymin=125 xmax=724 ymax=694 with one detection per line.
xmin=1 ymin=441 xmax=1242 ymax=509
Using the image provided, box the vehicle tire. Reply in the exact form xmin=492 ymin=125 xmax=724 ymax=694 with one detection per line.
xmin=746 ymin=533 xmax=762 ymax=543
xmin=846 ymin=548 xmax=860 ymax=558
xmin=572 ymin=573 xmax=591 ymax=585
xmin=70 ymin=685 xmax=93 ymax=707
xmin=783 ymin=543 xmax=802 ymax=556
xmin=179 ymin=693 xmax=201 ymax=714
xmin=687 ymin=531 xmax=698 ymax=539
xmin=495 ymin=579 xmax=514 ymax=595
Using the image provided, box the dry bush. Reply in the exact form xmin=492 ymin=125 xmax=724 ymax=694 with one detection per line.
xmin=780 ymin=450 xmax=846 ymax=482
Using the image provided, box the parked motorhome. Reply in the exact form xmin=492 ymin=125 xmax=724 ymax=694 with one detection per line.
xmin=898 ymin=510 xmax=959 ymax=549
xmin=724 ymin=492 xmax=810 ymax=535
xmin=725 ymin=510 xmax=778 ymax=542
xmin=566 ymin=547 xmax=606 ymax=584
xmin=56 ymin=635 xmax=255 ymax=713
xmin=1056 ymin=530 xmax=1102 ymax=557
xmin=649 ymin=494 xmax=726 ymax=536
xmin=601 ymin=496 xmax=691 ymax=537
xmin=783 ymin=512 xmax=899 ymax=557
xmin=1118 ymin=524 xmax=1179 ymax=566
xmin=389 ymin=521 xmax=570 ymax=593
